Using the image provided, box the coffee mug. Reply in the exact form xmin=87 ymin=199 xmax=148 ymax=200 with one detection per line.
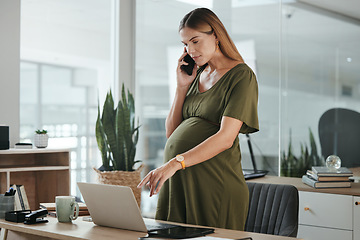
xmin=55 ymin=196 xmax=79 ymax=223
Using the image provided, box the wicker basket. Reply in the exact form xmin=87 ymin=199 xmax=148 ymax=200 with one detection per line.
xmin=93 ymin=165 xmax=144 ymax=207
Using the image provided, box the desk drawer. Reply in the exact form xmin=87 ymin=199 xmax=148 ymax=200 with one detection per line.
xmin=298 ymin=224 xmax=352 ymax=240
xmin=354 ymin=196 xmax=360 ymax=240
xmin=299 ymin=191 xmax=352 ymax=230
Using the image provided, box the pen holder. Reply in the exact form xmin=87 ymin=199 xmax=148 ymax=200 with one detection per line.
xmin=0 ymin=194 xmax=15 ymax=219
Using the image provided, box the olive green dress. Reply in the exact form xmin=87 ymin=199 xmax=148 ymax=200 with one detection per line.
xmin=155 ymin=63 xmax=259 ymax=231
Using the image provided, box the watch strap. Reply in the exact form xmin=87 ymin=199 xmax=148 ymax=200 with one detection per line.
xmin=176 ymin=155 xmax=186 ymax=170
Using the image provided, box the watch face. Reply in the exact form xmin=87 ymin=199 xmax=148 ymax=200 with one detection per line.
xmin=176 ymin=155 xmax=184 ymax=161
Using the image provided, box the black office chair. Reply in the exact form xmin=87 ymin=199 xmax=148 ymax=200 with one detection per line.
xmin=318 ymin=108 xmax=360 ymax=168
xmin=245 ymin=182 xmax=299 ymax=237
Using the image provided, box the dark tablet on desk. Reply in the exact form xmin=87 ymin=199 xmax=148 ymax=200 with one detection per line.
xmin=243 ymin=169 xmax=268 ymax=180
xmin=146 ymin=226 xmax=214 ymax=239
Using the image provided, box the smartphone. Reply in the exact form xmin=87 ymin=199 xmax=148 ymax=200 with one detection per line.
xmin=180 ymin=54 xmax=195 ymax=75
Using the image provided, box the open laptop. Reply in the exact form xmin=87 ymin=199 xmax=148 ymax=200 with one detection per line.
xmin=77 ymin=182 xmax=177 ymax=232
xmin=243 ymin=134 xmax=268 ymax=180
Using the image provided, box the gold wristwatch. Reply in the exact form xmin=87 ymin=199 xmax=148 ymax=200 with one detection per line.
xmin=175 ymin=154 xmax=186 ymax=170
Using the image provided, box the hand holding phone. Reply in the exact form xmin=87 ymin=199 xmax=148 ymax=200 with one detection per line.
xmin=180 ymin=54 xmax=195 ymax=76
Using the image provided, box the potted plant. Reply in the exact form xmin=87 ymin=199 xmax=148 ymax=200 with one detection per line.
xmin=94 ymin=84 xmax=142 ymax=206
xmin=34 ymin=129 xmax=48 ymax=148
xmin=281 ymin=128 xmax=325 ymax=177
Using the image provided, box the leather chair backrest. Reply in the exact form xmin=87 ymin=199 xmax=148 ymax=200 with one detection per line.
xmin=318 ymin=108 xmax=360 ymax=168
xmin=245 ymin=182 xmax=299 ymax=237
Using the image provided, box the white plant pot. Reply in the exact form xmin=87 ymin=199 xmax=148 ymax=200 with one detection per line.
xmin=34 ymin=134 xmax=48 ymax=148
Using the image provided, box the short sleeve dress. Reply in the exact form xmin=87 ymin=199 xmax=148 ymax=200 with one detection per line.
xmin=155 ymin=63 xmax=259 ymax=231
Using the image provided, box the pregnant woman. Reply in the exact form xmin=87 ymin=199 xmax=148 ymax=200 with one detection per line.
xmin=138 ymin=7 xmax=259 ymax=231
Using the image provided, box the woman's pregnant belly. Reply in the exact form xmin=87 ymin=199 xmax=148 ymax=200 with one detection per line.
xmin=164 ymin=117 xmax=219 ymax=162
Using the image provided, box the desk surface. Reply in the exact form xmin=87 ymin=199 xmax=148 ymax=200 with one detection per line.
xmin=247 ymin=175 xmax=360 ymax=196
xmin=0 ymin=217 xmax=302 ymax=240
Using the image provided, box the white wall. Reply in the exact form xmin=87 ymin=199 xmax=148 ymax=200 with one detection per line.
xmin=0 ymin=0 xmax=20 ymax=147
xmin=113 ymin=0 xmax=136 ymax=95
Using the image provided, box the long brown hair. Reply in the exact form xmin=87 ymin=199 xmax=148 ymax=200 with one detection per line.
xmin=179 ymin=8 xmax=243 ymax=62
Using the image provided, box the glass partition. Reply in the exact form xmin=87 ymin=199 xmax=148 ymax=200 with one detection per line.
xmin=280 ymin=2 xmax=360 ymax=177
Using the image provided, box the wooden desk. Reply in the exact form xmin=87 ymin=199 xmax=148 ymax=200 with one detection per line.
xmin=0 ymin=149 xmax=70 ymax=210
xmin=0 ymin=217 xmax=302 ymax=240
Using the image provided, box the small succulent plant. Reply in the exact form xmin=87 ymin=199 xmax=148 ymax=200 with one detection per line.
xmin=35 ymin=129 xmax=48 ymax=134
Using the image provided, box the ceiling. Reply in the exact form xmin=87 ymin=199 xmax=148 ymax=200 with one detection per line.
xmin=20 ymin=0 xmax=360 ymax=38
xmin=299 ymin=0 xmax=360 ymax=21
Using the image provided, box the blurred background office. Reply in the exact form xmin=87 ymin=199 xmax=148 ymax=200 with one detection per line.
xmin=11 ymin=0 xmax=360 ymax=215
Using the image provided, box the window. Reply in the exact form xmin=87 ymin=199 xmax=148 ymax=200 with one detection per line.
xmin=20 ymin=0 xmax=113 ymax=197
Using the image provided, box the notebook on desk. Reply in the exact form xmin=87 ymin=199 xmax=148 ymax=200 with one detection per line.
xmin=77 ymin=182 xmax=177 ymax=233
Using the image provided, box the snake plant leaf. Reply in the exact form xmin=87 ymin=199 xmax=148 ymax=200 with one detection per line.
xmin=115 ymin=100 xmax=126 ymax=170
xmin=309 ymin=128 xmax=317 ymax=154
xmin=133 ymin=125 xmax=140 ymax=145
xmin=102 ymin=91 xmax=120 ymax=170
xmin=128 ymin=91 xmax=137 ymax=170
xmin=123 ymin=85 xmax=136 ymax=171
xmin=308 ymin=128 xmax=323 ymax=166
xmin=124 ymin=110 xmax=132 ymax=170
xmin=96 ymin=101 xmax=110 ymax=170
xmin=128 ymin=125 xmax=140 ymax=169
xmin=128 ymin=88 xmax=135 ymax=129
xmin=121 ymin=84 xmax=127 ymax=110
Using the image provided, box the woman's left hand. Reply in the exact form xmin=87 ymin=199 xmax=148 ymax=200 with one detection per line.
xmin=137 ymin=159 xmax=181 ymax=197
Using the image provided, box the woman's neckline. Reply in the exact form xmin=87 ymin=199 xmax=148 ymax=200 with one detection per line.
xmin=197 ymin=63 xmax=246 ymax=94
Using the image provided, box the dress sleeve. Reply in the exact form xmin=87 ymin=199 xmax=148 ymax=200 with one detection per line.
xmin=222 ymin=69 xmax=259 ymax=134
